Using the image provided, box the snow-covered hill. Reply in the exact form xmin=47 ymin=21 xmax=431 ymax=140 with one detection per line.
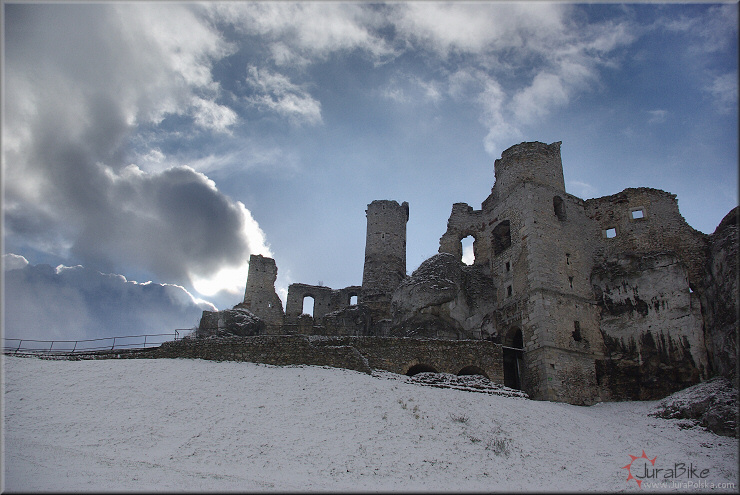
xmin=3 ymin=356 xmax=737 ymax=492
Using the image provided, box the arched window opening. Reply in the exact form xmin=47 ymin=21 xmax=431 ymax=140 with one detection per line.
xmin=406 ymin=364 xmax=438 ymax=376
xmin=458 ymin=366 xmax=489 ymax=379
xmin=349 ymin=294 xmax=358 ymax=306
xmin=553 ymin=196 xmax=566 ymax=221
xmin=503 ymin=328 xmax=524 ymax=390
xmin=302 ymin=295 xmax=315 ymax=317
xmin=492 ymin=221 xmax=511 ymax=256
xmin=461 ymin=235 xmax=475 ymax=265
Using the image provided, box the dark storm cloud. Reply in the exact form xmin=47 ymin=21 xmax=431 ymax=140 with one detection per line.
xmin=3 ymin=3 xmax=269 ymax=288
xmin=3 ymin=255 xmax=216 ymax=342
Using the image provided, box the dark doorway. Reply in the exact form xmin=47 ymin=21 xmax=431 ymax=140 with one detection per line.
xmin=406 ymin=364 xmax=438 ymax=376
xmin=503 ymin=328 xmax=524 ymax=390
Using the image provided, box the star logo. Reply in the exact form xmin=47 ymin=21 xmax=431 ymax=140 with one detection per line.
xmin=622 ymin=450 xmax=657 ymax=488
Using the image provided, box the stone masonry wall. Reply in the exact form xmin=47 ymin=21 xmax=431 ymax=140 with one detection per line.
xmin=241 ymin=254 xmax=285 ymax=332
xmin=361 ymin=200 xmax=409 ymax=320
xmin=153 ymin=335 xmax=504 ymax=383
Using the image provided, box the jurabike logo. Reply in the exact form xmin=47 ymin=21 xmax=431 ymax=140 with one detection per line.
xmin=622 ymin=450 xmax=711 ymax=489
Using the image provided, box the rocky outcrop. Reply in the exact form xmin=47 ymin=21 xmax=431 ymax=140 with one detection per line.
xmin=650 ymin=376 xmax=738 ymax=438
xmin=389 ymin=253 xmax=496 ymax=339
xmin=197 ymin=307 xmax=265 ymax=338
xmin=702 ymin=207 xmax=738 ymax=384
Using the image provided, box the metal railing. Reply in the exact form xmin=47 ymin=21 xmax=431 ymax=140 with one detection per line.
xmin=3 ymin=330 xmax=189 ymax=356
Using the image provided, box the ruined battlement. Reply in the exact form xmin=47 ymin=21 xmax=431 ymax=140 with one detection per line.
xmin=201 ymin=140 xmax=736 ymax=405
xmin=492 ymin=141 xmax=566 ymax=198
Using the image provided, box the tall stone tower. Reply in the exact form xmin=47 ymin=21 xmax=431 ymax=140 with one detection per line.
xmin=361 ymin=200 xmax=409 ymax=326
xmin=240 ymin=254 xmax=285 ymax=333
xmin=487 ymin=141 xmax=605 ymax=404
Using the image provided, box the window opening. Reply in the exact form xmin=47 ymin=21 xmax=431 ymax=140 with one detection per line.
xmin=553 ymin=196 xmax=566 ymax=221
xmin=492 ymin=221 xmax=511 ymax=255
xmin=568 ymin=276 xmax=574 ymax=289
xmin=631 ymin=209 xmax=645 ymax=220
xmin=572 ymin=321 xmax=582 ymax=342
xmin=507 ymin=285 xmax=513 ymax=297
xmin=461 ymin=235 xmax=475 ymax=265
xmin=505 ymin=261 xmax=511 ymax=272
xmin=302 ymin=295 xmax=315 ymax=317
xmin=605 ymin=228 xmax=617 ymax=239
xmin=349 ymin=295 xmax=358 ymax=306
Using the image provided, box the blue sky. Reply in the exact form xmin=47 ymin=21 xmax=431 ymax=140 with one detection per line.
xmin=2 ymin=1 xmax=738 ymax=340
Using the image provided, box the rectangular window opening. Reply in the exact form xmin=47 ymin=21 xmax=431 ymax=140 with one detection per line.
xmin=631 ymin=209 xmax=645 ymax=220
xmin=605 ymin=228 xmax=617 ymax=239
xmin=505 ymin=261 xmax=511 ymax=272
xmin=506 ymin=285 xmax=513 ymax=297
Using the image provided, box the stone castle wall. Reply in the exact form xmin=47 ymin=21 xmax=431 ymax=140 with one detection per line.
xmin=202 ymin=140 xmax=735 ymax=406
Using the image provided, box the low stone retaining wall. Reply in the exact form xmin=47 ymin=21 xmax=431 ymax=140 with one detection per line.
xmin=8 ymin=336 xmax=504 ymax=384
xmin=155 ymin=335 xmax=504 ymax=382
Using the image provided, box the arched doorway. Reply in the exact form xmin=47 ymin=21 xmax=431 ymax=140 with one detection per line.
xmin=503 ymin=327 xmax=524 ymax=390
xmin=406 ymin=364 xmax=438 ymax=376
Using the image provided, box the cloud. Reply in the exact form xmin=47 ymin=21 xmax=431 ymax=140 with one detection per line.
xmin=647 ymin=109 xmax=668 ymax=124
xmin=2 ymin=257 xmax=216 ymax=341
xmin=3 ymin=3 xmax=270 ymax=293
xmin=245 ymin=66 xmax=322 ymax=125
xmin=207 ymin=2 xmax=395 ymax=67
xmin=566 ymin=180 xmax=599 ymax=199
xmin=705 ymin=73 xmax=738 ymax=114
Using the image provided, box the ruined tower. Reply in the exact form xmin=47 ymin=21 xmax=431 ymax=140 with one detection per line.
xmin=240 ymin=254 xmax=285 ymax=333
xmin=485 ymin=141 xmax=606 ymax=404
xmin=361 ymin=200 xmax=409 ymax=327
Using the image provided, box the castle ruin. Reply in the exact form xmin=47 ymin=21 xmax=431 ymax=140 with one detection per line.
xmin=199 ymin=141 xmax=737 ymax=405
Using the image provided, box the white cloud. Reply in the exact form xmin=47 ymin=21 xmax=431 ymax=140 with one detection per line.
xmin=647 ymin=109 xmax=668 ymax=124
xmin=567 ymin=180 xmax=598 ymax=199
xmin=191 ymin=97 xmax=238 ymax=133
xmin=705 ymin=73 xmax=738 ymax=114
xmin=245 ymin=66 xmax=322 ymax=125
xmin=208 ymin=2 xmax=394 ymax=67
xmin=3 ymin=253 xmax=30 ymax=271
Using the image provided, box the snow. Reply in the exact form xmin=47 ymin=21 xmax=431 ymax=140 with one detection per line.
xmin=3 ymin=355 xmax=737 ymax=492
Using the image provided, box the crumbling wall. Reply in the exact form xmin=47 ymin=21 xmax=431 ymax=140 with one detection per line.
xmin=438 ymin=203 xmax=490 ymax=268
xmin=285 ymin=283 xmax=361 ymax=324
xmin=241 ymin=254 xmax=285 ymax=332
xmin=584 ymin=188 xmax=709 ymax=288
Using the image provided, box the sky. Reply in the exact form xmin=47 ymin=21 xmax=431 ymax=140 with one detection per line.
xmin=2 ymin=1 xmax=738 ymax=341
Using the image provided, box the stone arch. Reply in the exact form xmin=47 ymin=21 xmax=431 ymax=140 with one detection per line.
xmin=492 ymin=221 xmax=511 ymax=256
xmin=553 ymin=196 xmax=566 ymax=221
xmin=405 ymin=363 xmax=439 ymax=376
xmin=502 ymin=326 xmax=524 ymax=390
xmin=457 ymin=365 xmax=489 ymax=379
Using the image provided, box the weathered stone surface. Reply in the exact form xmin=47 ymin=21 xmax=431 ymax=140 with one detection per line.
xmin=187 ymin=140 xmax=736 ymax=407
xmin=702 ymin=207 xmax=738 ymax=384
xmin=241 ymin=255 xmax=284 ymax=332
xmin=197 ymin=308 xmax=265 ymax=338
xmin=591 ymin=252 xmax=707 ymax=399
xmin=389 ymin=253 xmax=497 ymax=339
